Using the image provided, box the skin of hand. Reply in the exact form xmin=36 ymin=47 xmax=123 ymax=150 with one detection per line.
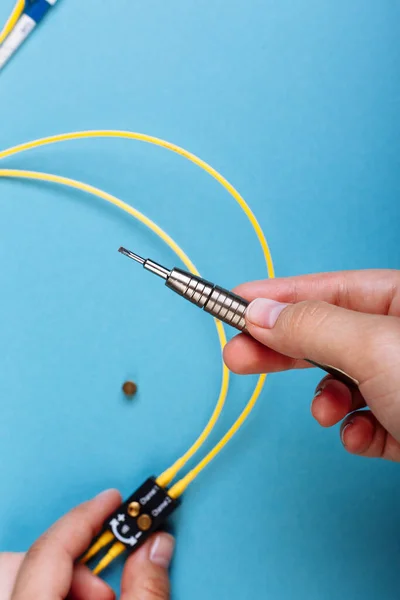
xmin=223 ymin=270 xmax=400 ymax=460
xmin=0 ymin=489 xmax=174 ymax=600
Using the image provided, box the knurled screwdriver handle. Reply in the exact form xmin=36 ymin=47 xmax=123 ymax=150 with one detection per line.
xmin=166 ymin=269 xmax=248 ymax=331
xmin=166 ymin=269 xmax=359 ymax=388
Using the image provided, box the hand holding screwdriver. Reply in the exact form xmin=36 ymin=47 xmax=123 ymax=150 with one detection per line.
xmin=224 ymin=269 xmax=400 ymax=461
xmin=119 ymin=251 xmax=400 ymax=456
xmin=119 ymin=248 xmax=358 ymax=387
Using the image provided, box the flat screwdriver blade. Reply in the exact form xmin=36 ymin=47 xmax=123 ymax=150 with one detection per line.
xmin=118 ymin=247 xmax=145 ymax=264
xmin=118 ymin=247 xmax=170 ymax=279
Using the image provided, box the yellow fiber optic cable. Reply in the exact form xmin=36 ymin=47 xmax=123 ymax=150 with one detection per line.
xmin=0 ymin=131 xmax=274 ymax=279
xmin=169 ymin=374 xmax=267 ymax=497
xmin=0 ymin=166 xmax=229 ymax=483
xmin=0 ymin=0 xmax=25 ymax=45
xmin=0 ymin=130 xmax=275 ymax=492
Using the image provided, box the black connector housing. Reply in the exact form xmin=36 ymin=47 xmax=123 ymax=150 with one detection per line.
xmin=101 ymin=477 xmax=179 ymax=554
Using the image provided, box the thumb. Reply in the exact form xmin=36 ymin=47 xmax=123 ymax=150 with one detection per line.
xmin=245 ymin=298 xmax=397 ymax=387
xmin=121 ymin=533 xmax=175 ymax=600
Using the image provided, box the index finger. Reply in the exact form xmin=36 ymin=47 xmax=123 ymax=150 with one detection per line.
xmin=11 ymin=489 xmax=121 ymax=600
xmin=234 ymin=269 xmax=399 ymax=316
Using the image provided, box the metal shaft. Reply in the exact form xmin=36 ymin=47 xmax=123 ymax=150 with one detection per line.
xmin=119 ymin=248 xmax=359 ymax=387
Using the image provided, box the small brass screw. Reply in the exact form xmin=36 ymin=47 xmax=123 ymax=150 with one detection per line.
xmin=128 ymin=502 xmax=141 ymax=517
xmin=137 ymin=514 xmax=152 ymax=531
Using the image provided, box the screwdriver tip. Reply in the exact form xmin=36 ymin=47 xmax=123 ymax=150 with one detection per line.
xmin=118 ymin=247 xmax=145 ymax=264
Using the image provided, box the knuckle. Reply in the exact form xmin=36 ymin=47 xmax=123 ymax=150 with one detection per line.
xmin=63 ymin=503 xmax=97 ymax=546
xmin=138 ymin=575 xmax=169 ymax=600
xmin=282 ymin=300 xmax=330 ymax=339
xmin=25 ymin=530 xmax=63 ymax=564
xmin=26 ymin=535 xmax=48 ymax=562
xmin=69 ymin=502 xmax=90 ymax=523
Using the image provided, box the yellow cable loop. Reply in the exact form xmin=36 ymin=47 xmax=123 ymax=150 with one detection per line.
xmin=169 ymin=374 xmax=267 ymax=497
xmin=0 ymin=0 xmax=25 ymax=45
xmin=0 ymin=167 xmax=229 ymax=486
xmin=0 ymin=131 xmax=274 ymax=278
xmin=0 ymin=130 xmax=275 ymax=493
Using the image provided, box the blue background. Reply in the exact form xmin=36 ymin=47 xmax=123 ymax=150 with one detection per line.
xmin=0 ymin=1 xmax=399 ymax=598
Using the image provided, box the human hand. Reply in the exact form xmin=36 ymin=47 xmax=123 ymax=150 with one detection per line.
xmin=1 ymin=489 xmax=174 ymax=600
xmin=224 ymin=270 xmax=400 ymax=460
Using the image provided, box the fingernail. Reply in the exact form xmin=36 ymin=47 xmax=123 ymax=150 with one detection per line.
xmin=310 ymin=389 xmax=323 ymax=416
xmin=150 ymin=534 xmax=175 ymax=568
xmin=315 ymin=376 xmax=333 ymax=395
xmin=341 ymin=421 xmax=353 ymax=447
xmin=246 ymin=298 xmax=289 ymax=329
xmin=316 ymin=378 xmax=352 ymax=405
xmin=315 ymin=381 xmax=326 ymax=395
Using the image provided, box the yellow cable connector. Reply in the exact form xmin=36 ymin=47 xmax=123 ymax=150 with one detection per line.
xmin=92 ymin=542 xmax=126 ymax=576
xmin=80 ymin=531 xmax=114 ymax=565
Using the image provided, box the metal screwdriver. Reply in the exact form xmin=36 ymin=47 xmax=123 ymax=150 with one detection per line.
xmin=119 ymin=247 xmax=358 ymax=388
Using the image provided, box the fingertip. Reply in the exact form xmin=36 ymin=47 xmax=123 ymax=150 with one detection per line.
xmin=340 ymin=414 xmax=375 ymax=454
xmin=232 ymin=279 xmax=276 ymax=300
xmin=223 ymin=333 xmax=255 ymax=374
xmin=311 ymin=391 xmax=329 ymax=427
xmin=311 ymin=380 xmax=352 ymax=427
xmin=224 ymin=333 xmax=301 ymax=374
xmin=70 ymin=565 xmax=116 ymax=600
xmin=231 ymin=282 xmax=259 ymax=299
xmin=93 ymin=489 xmax=122 ymax=505
xmin=149 ymin=533 xmax=175 ymax=569
xmin=88 ymin=489 xmax=123 ymax=524
xmin=124 ymin=533 xmax=175 ymax=570
xmin=222 ymin=338 xmax=239 ymax=372
xmin=311 ymin=391 xmax=344 ymax=428
xmin=121 ymin=533 xmax=175 ymax=594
